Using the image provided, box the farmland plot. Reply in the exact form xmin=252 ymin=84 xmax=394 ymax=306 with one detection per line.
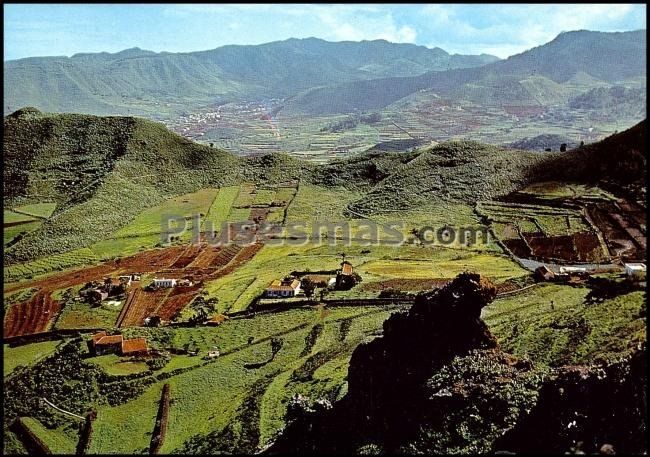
xmin=4 ymin=291 xmax=61 ymax=337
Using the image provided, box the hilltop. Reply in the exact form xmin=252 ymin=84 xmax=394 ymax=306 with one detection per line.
xmin=531 ymin=119 xmax=647 ymax=197
xmin=345 ymin=141 xmax=544 ymax=214
xmin=4 ymin=109 xmax=241 ymax=262
xmin=3 ymin=38 xmax=498 ymax=116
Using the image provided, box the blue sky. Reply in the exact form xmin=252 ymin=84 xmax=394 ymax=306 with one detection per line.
xmin=4 ymin=3 xmax=646 ymax=61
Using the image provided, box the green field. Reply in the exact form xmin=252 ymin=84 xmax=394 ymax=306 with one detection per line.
xmin=89 ymin=354 xmax=149 ymax=376
xmin=20 ymin=417 xmax=77 ymax=454
xmin=4 ymin=341 xmax=62 ymax=377
xmin=518 ymin=182 xmax=617 ymax=201
xmin=4 ymin=210 xmax=39 ymax=225
xmin=55 ymin=298 xmax=122 ymax=330
xmin=4 ymin=248 xmax=100 ymax=283
xmin=203 ymin=186 xmax=240 ymax=231
xmin=12 ymin=203 xmax=58 ymax=219
xmin=112 ymin=188 xmax=219 ymax=239
xmin=4 ymin=221 xmax=43 ymax=246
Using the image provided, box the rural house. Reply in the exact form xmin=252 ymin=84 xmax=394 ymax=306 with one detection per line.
xmin=302 ymin=274 xmax=336 ymax=287
xmin=121 ymin=338 xmax=149 ymax=356
xmin=118 ymin=275 xmax=133 ymax=287
xmin=152 ymin=278 xmax=177 ymax=288
xmin=265 ymin=278 xmax=302 ymax=298
xmin=534 ymin=265 xmax=555 ymax=281
xmin=335 ymin=261 xmax=358 ymax=289
xmin=87 ymin=289 xmax=109 ymax=302
xmin=624 ymin=263 xmax=646 ymax=279
xmin=88 ymin=332 xmax=149 ymax=356
xmin=89 ymin=332 xmax=124 ymax=356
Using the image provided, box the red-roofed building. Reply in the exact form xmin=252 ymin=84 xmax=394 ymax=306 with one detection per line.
xmin=88 ymin=332 xmax=149 ymax=356
xmin=89 ymin=332 xmax=124 ymax=355
xmin=340 ymin=261 xmax=353 ymax=275
xmin=336 ymin=261 xmax=359 ymax=290
xmin=121 ymin=338 xmax=149 ymax=356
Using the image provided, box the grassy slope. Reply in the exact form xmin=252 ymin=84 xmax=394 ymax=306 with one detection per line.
xmin=4 ymin=111 xmax=241 ymax=264
xmin=89 ymin=306 xmax=396 ymax=454
xmin=349 ymin=141 xmax=544 ymax=214
xmin=3 ymin=341 xmax=62 ymax=378
xmin=484 ymin=284 xmax=646 ymax=366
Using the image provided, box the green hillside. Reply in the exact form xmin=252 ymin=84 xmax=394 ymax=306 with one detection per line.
xmin=3 ymin=110 xmax=644 ymax=266
xmin=348 ymin=141 xmax=544 ymax=214
xmin=3 ymin=109 xmax=241 ymax=263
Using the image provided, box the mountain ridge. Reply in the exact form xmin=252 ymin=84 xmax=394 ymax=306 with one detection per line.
xmin=4 ymin=38 xmax=499 ymax=116
xmin=283 ymin=29 xmax=646 ymax=114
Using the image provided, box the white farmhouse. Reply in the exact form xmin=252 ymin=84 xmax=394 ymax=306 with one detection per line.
xmin=624 ymin=263 xmax=646 ymax=279
xmin=152 ymin=278 xmax=177 ymax=288
xmin=265 ymin=278 xmax=301 ymax=298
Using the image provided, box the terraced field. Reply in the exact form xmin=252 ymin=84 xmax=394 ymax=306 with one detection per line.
xmin=477 ymin=199 xmax=609 ymax=263
xmin=88 ymin=305 xmax=399 ymax=454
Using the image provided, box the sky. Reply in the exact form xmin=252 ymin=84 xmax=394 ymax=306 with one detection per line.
xmin=4 ymin=3 xmax=647 ymax=61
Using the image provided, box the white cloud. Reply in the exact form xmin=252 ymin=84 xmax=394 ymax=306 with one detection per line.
xmin=313 ymin=7 xmax=417 ymax=43
xmin=419 ymin=4 xmax=645 ymax=57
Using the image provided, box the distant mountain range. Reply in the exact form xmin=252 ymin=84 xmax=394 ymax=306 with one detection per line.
xmin=284 ymin=30 xmax=646 ymax=114
xmin=4 ymin=30 xmax=645 ymax=120
xmin=3 ymin=38 xmax=499 ymax=116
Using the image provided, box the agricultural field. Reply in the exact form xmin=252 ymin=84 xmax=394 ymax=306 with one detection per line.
xmin=11 ymin=203 xmax=58 ymax=219
xmin=89 ymin=354 xmax=149 ymax=376
xmin=517 ymin=182 xmax=618 ymax=201
xmin=4 ymin=248 xmax=101 ymax=283
xmin=4 ymin=210 xmax=39 ymax=225
xmin=4 ymin=220 xmax=43 ymax=246
xmin=20 ymin=417 xmax=77 ymax=455
xmin=112 ymin=188 xmax=219 ymax=239
xmin=55 ymin=299 xmax=123 ymax=330
xmin=3 ymin=203 xmax=58 ymax=248
xmin=88 ymin=305 xmax=397 ymax=454
xmin=477 ymin=200 xmax=609 ymax=263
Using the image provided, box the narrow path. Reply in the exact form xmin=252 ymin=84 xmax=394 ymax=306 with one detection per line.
xmin=41 ymin=397 xmax=85 ymax=421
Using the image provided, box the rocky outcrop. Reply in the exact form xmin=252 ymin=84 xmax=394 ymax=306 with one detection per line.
xmin=268 ymin=273 xmax=647 ymax=454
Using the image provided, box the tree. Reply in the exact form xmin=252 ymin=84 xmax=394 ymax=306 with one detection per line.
xmin=560 ymin=143 xmax=567 ymax=152
xmin=302 ymin=277 xmax=317 ymax=300
xmin=270 ymin=337 xmax=284 ymax=360
xmin=189 ymin=307 xmax=208 ymax=325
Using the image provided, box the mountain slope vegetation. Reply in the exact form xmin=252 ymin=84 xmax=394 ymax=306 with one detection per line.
xmin=4 ymin=38 xmax=498 ymax=116
xmin=3 ymin=109 xmax=241 ymax=263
